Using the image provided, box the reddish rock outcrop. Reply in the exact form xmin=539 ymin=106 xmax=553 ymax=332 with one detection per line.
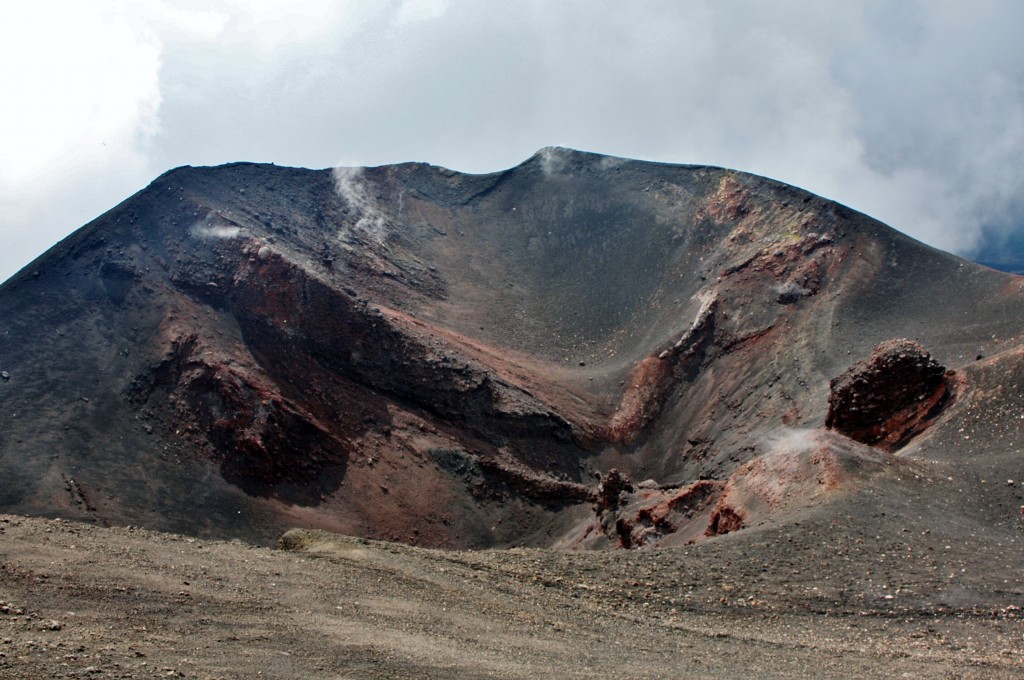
xmin=706 ymin=505 xmax=744 ymax=536
xmin=581 ymin=428 xmax=894 ymax=548
xmin=129 ymin=319 xmax=351 ymax=505
xmin=826 ymin=339 xmax=952 ymax=451
xmin=588 ymin=475 xmax=727 ymax=548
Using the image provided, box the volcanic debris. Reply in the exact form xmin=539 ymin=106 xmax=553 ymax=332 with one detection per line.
xmin=825 ymin=339 xmax=951 ymax=451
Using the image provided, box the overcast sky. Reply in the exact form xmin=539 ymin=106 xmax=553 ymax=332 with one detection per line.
xmin=2 ymin=0 xmax=1024 ymax=282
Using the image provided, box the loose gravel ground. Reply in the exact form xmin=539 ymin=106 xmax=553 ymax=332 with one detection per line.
xmin=2 ymin=512 xmax=1022 ymax=679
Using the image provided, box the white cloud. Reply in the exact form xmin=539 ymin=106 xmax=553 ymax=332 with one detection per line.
xmin=0 ymin=3 xmax=160 ymax=183
xmin=3 ymin=0 xmax=1024 ymax=282
xmin=214 ymin=0 xmax=363 ymax=51
xmin=0 ymin=1 xmax=162 ymax=275
xmin=830 ymin=0 xmax=1024 ymax=253
xmin=394 ymin=0 xmax=451 ymax=25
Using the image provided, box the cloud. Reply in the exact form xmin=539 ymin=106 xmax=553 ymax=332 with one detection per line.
xmin=0 ymin=2 xmax=161 ymax=277
xmin=4 ymin=0 xmax=1024 ymax=283
xmin=214 ymin=0 xmax=367 ymax=52
xmin=0 ymin=0 xmax=213 ymax=279
xmin=394 ymin=0 xmax=451 ymax=25
xmin=829 ymin=0 xmax=1024 ymax=254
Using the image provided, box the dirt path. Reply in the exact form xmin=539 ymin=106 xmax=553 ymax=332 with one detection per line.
xmin=1 ymin=514 xmax=1021 ymax=679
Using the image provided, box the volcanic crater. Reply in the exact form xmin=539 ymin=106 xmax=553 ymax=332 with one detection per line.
xmin=0 ymin=147 xmax=1022 ymax=554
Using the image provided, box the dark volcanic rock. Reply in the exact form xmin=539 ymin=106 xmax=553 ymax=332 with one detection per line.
xmin=596 ymin=468 xmax=634 ymax=511
xmin=826 ymin=339 xmax=951 ymax=451
xmin=128 ymin=324 xmax=350 ymax=505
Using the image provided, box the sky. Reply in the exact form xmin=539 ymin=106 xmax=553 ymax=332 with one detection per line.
xmin=2 ymin=0 xmax=1024 ymax=283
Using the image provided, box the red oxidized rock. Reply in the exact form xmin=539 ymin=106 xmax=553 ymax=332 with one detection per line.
xmin=706 ymin=505 xmax=744 ymax=537
xmin=826 ymin=339 xmax=951 ymax=451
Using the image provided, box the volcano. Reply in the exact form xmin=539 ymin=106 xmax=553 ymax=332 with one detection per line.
xmin=1 ymin=147 xmax=1022 ymax=552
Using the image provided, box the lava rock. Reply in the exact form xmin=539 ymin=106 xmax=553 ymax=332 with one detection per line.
xmin=826 ymin=339 xmax=950 ymax=451
xmin=596 ymin=469 xmax=633 ymax=511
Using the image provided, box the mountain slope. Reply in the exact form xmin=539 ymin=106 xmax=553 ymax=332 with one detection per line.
xmin=1 ymin=148 xmax=1022 ymax=550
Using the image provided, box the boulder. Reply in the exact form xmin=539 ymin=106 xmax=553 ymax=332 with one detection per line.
xmin=826 ymin=339 xmax=950 ymax=451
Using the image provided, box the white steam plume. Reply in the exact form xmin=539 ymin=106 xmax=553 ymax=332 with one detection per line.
xmin=536 ymin=146 xmax=566 ymax=177
xmin=331 ymin=166 xmax=389 ymax=242
xmin=598 ymin=155 xmax=628 ymax=170
xmin=189 ymin=213 xmax=244 ymax=241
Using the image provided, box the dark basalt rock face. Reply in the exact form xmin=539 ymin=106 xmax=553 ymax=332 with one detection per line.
xmin=826 ymin=339 xmax=951 ymax=451
xmin=0 ymin=148 xmax=1022 ymax=548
